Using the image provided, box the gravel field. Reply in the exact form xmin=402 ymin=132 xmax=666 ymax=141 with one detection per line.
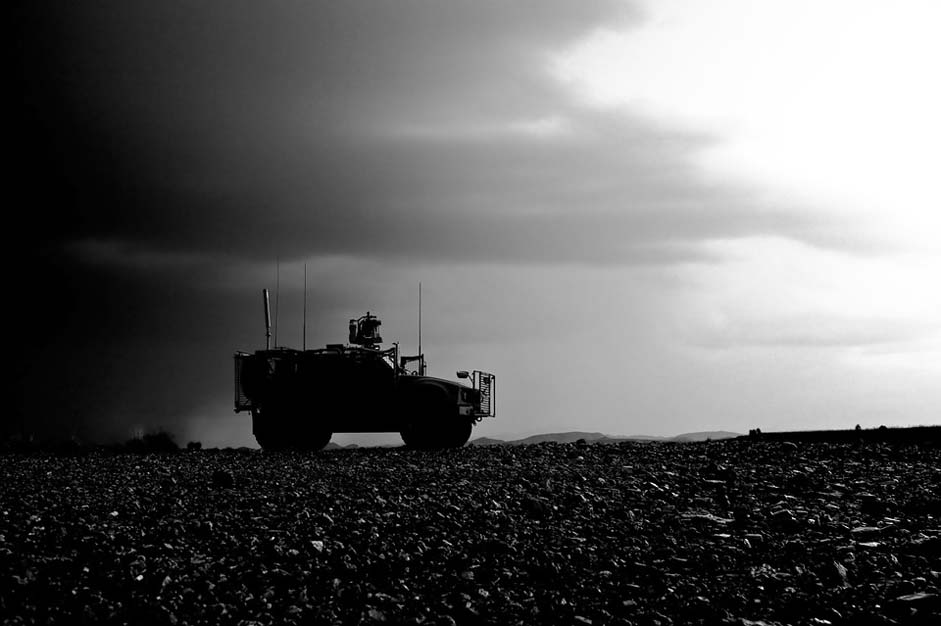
xmin=1 ymin=440 xmax=939 ymax=625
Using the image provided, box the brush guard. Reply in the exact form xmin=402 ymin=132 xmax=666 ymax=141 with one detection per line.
xmin=473 ymin=371 xmax=496 ymax=419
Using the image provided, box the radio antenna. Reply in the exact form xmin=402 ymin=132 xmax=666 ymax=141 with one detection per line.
xmin=303 ymin=262 xmax=307 ymax=351
xmin=418 ymin=282 xmax=423 ymax=375
xmin=263 ymin=289 xmax=271 ymax=350
xmin=274 ymin=257 xmax=280 ymax=348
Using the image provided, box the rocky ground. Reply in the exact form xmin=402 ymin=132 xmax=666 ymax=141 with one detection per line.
xmin=1 ymin=439 xmax=939 ymax=625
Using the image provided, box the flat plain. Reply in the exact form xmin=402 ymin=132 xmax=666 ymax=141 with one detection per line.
xmin=1 ymin=439 xmax=939 ymax=625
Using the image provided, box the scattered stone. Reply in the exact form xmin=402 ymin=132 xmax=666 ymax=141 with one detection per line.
xmin=771 ymin=508 xmax=798 ymax=530
xmin=681 ymin=512 xmax=734 ymax=525
xmin=211 ymin=469 xmax=234 ymax=489
xmin=850 ymin=526 xmax=882 ymax=538
xmin=893 ymin=592 xmax=938 ymax=606
xmin=903 ymin=535 xmax=941 ymax=558
xmin=1 ymin=439 xmax=937 ymax=625
xmin=521 ymin=496 xmax=550 ymax=518
xmin=818 ymin=561 xmax=849 ymax=588
xmin=859 ymin=493 xmax=890 ymax=516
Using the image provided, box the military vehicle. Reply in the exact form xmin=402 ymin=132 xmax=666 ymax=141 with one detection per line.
xmin=234 ymin=290 xmax=495 ymax=450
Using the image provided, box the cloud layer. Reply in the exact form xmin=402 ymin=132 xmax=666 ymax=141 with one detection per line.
xmin=11 ymin=1 xmax=939 ymax=442
xmin=17 ymin=0 xmax=830 ymax=269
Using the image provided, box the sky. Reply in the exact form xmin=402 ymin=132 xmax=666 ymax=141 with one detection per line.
xmin=11 ymin=0 xmax=940 ymax=446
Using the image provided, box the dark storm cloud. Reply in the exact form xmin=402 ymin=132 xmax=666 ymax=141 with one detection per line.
xmin=16 ymin=1 xmax=631 ymax=248
xmin=8 ymin=1 xmax=834 ymax=442
xmin=15 ymin=0 xmax=822 ymax=271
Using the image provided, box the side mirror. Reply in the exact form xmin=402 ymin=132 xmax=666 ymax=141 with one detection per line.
xmin=456 ymin=370 xmax=470 ymax=379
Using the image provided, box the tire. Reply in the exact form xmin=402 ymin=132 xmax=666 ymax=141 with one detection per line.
xmin=303 ymin=430 xmax=332 ymax=451
xmin=255 ymin=431 xmax=289 ymax=451
xmin=253 ymin=408 xmax=286 ymax=451
xmin=401 ymin=384 xmax=445 ymax=449
xmin=443 ymin=420 xmax=473 ymax=448
xmin=401 ymin=385 xmax=470 ymax=449
xmin=254 ymin=409 xmax=331 ymax=451
xmin=400 ymin=424 xmax=423 ymax=448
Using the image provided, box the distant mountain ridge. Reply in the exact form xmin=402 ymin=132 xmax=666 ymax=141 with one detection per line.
xmin=468 ymin=430 xmax=740 ymax=446
xmin=321 ymin=430 xmax=741 ymax=449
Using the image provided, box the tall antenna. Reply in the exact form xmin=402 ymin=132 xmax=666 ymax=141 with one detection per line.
xmin=263 ymin=289 xmax=271 ymax=350
xmin=274 ymin=257 xmax=280 ymax=348
xmin=303 ymin=262 xmax=307 ymax=351
xmin=418 ymin=281 xmax=423 ymax=375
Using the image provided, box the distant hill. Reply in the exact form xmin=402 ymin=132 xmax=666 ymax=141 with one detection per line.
xmin=468 ymin=437 xmax=508 ymax=446
xmin=322 ymin=430 xmax=741 ymax=449
xmin=468 ymin=430 xmax=740 ymax=446
xmin=512 ymin=432 xmax=610 ymax=445
xmin=671 ymin=431 xmax=741 ymax=442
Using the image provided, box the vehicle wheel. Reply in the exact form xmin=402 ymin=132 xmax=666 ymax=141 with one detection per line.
xmin=401 ymin=418 xmax=438 ymax=449
xmin=401 ymin=384 xmax=452 ymax=449
xmin=255 ymin=431 xmax=289 ymax=451
xmin=400 ymin=425 xmax=420 ymax=448
xmin=253 ymin=407 xmax=286 ymax=451
xmin=443 ymin=421 xmax=473 ymax=448
xmin=304 ymin=430 xmax=332 ymax=451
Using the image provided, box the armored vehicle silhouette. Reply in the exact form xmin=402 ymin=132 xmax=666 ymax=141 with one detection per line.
xmin=234 ymin=290 xmax=495 ymax=450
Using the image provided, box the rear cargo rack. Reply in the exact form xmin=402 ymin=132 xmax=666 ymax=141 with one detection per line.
xmin=233 ymin=352 xmax=252 ymax=413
